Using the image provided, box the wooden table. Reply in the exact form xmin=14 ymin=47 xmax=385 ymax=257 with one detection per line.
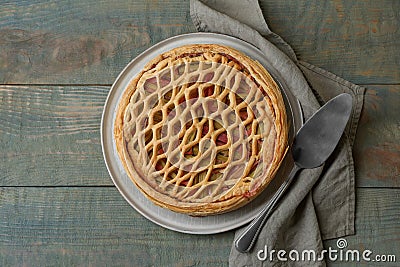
xmin=1 ymin=1 xmax=399 ymax=266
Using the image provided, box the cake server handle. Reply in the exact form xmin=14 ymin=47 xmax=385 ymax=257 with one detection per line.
xmin=234 ymin=165 xmax=300 ymax=253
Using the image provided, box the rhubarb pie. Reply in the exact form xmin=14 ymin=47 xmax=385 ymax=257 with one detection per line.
xmin=114 ymin=44 xmax=288 ymax=216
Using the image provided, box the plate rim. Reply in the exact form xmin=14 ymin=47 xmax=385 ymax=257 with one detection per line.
xmin=101 ymin=32 xmax=303 ymax=234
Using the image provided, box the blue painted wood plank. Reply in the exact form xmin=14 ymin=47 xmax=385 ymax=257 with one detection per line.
xmin=0 ymin=188 xmax=398 ymax=266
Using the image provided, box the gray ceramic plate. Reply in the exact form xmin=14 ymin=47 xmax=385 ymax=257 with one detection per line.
xmin=101 ymin=33 xmax=303 ymax=234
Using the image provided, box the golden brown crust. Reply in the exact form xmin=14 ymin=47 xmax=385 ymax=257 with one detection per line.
xmin=114 ymin=44 xmax=288 ymax=216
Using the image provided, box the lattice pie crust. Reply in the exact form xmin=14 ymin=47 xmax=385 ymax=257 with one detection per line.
xmin=114 ymin=44 xmax=288 ymax=216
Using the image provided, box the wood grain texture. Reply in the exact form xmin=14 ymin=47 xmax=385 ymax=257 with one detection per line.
xmin=0 ymin=187 xmax=398 ymax=266
xmin=0 ymin=0 xmax=194 ymax=84
xmin=354 ymin=85 xmax=400 ymax=187
xmin=1 ymin=0 xmax=399 ymax=85
xmin=259 ymin=0 xmax=400 ymax=84
xmin=0 ymin=186 xmax=233 ymax=267
xmin=326 ymin=189 xmax=400 ymax=266
xmin=0 ymin=85 xmax=111 ymax=186
xmin=1 ymin=85 xmax=398 ymax=187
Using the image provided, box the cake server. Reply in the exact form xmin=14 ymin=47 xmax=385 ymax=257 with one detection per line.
xmin=235 ymin=93 xmax=353 ymax=253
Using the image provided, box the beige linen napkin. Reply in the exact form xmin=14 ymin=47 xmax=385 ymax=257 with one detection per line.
xmin=190 ymin=1 xmax=365 ymax=266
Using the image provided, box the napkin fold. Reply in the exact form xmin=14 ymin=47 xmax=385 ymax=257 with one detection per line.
xmin=190 ymin=1 xmax=365 ymax=266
